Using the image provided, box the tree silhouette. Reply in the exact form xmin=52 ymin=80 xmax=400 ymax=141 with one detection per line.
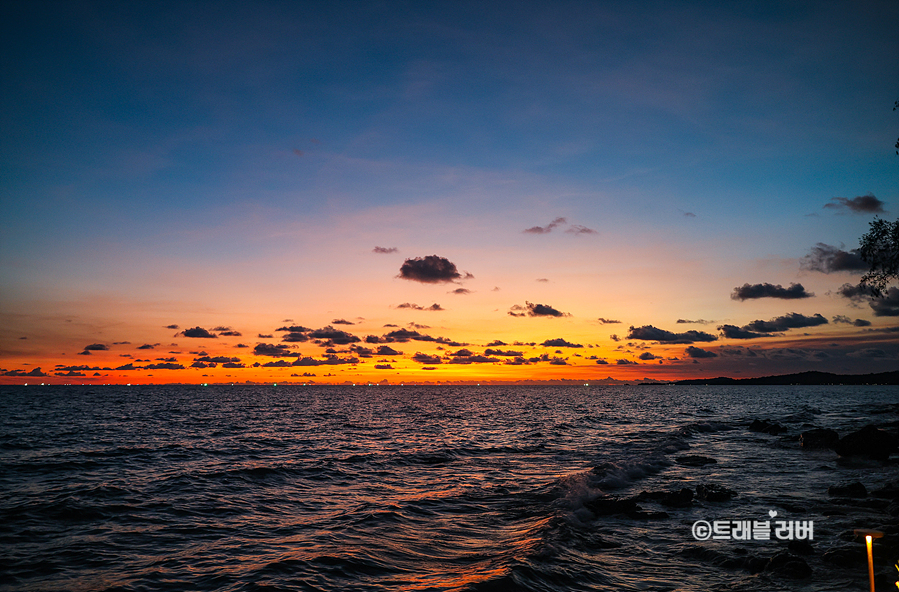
xmin=859 ymin=217 xmax=899 ymax=297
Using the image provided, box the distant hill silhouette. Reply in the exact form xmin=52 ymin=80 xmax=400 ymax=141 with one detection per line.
xmin=669 ymin=370 xmax=899 ymax=386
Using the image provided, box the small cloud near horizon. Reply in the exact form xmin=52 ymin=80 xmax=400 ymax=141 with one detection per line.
xmin=823 ymin=194 xmax=885 ymax=214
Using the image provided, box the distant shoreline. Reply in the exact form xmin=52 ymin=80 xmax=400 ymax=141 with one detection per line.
xmin=661 ymin=370 xmax=899 ymax=386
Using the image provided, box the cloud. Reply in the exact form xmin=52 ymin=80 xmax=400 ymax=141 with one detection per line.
xmin=731 ymin=283 xmax=813 ymax=301
xmin=523 ymin=217 xmax=566 ymax=234
xmin=195 ymin=356 xmax=240 ymax=364
xmin=685 ymin=346 xmax=718 ymax=358
xmin=258 ymin=333 xmax=274 ymax=339
xmin=144 ymin=362 xmax=185 ymax=370
xmin=638 ymin=352 xmax=660 ymax=360
xmin=627 ymin=325 xmax=717 ymax=344
xmin=846 ymin=348 xmax=890 ymax=358
xmin=800 ymin=243 xmax=867 ymax=273
xmin=276 ymin=325 xmax=311 ymax=333
xmin=217 ymin=330 xmax=243 ymax=337
xmin=832 ymin=315 xmax=872 ymax=327
xmin=2 ymin=367 xmax=48 ymax=377
xmin=253 ymin=343 xmax=299 ymax=357
xmin=823 ymin=194 xmax=886 ymax=213
xmin=450 ymin=288 xmax=471 ymax=295
xmin=718 ymin=325 xmax=768 ymax=339
xmin=412 ymin=352 xmax=442 ymax=364
xmin=676 ymin=319 xmax=714 ymax=325
xmin=376 ymin=345 xmax=402 ymax=355
xmin=292 ymin=355 xmax=359 ymax=366
xmin=535 ymin=278 xmax=549 ymax=283
xmin=137 ymin=344 xmax=155 ymax=350
xmin=308 ymin=326 xmax=361 ymax=345
xmin=540 ymin=338 xmax=583 ymax=348
xmin=165 ymin=324 xmax=179 ymax=330
xmin=742 ymin=312 xmax=828 ymax=333
xmin=398 ymin=255 xmax=470 ymax=283
xmin=486 ymin=340 xmax=506 ymax=346
xmin=509 ymin=302 xmax=570 ymax=317
xmin=396 ymin=302 xmax=444 ymax=311
xmin=178 ymin=327 xmax=217 ymax=338
xmin=83 ymin=343 xmax=109 ymax=351
xmin=616 ymin=359 xmax=637 ymax=365
xmin=597 ymin=318 xmax=621 ymax=324
xmin=374 ymin=364 xmax=394 ymax=369
xmin=566 ymin=225 xmax=597 ymax=235
xmin=869 ymin=288 xmax=899 ymax=317
xmin=484 ymin=348 xmax=524 ymax=356
xmin=373 ymin=246 xmax=398 ymax=254
xmin=262 ymin=360 xmax=292 ymax=368
xmin=331 ymin=318 xmax=355 ymax=325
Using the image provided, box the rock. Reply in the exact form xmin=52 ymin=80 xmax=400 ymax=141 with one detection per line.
xmin=585 ymin=496 xmax=638 ymax=516
xmin=827 ymin=481 xmax=868 ymax=498
xmin=749 ymin=419 xmax=788 ymax=435
xmin=676 ymin=455 xmax=718 ymax=466
xmin=661 ymin=487 xmax=694 ymax=508
xmin=799 ymin=428 xmax=839 ymax=450
xmin=832 ymin=425 xmax=899 ymax=460
xmin=696 ymin=483 xmax=736 ymax=502
xmin=822 ymin=546 xmax=864 ymax=567
xmin=764 ymin=551 xmax=812 ymax=578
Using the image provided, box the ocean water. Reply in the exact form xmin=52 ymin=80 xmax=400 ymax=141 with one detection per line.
xmin=1 ymin=384 xmax=897 ymax=592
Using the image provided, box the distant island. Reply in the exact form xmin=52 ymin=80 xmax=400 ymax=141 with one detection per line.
xmin=662 ymin=370 xmax=899 ymax=386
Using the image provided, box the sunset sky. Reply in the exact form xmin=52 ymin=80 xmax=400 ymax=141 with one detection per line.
xmin=2 ymin=1 xmax=897 ymax=384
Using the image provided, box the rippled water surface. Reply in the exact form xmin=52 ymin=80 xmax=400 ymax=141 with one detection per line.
xmin=1 ymin=384 xmax=897 ymax=591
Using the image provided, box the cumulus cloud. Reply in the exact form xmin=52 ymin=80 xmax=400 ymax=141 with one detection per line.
xmin=376 ymin=345 xmax=402 ymax=355
xmin=281 ymin=332 xmax=308 ymax=342
xmin=450 ymin=288 xmax=471 ymax=295
xmin=869 ymin=288 xmax=899 ymax=317
xmin=484 ymin=348 xmax=524 ymax=357
xmin=638 ymin=352 xmax=660 ymax=360
xmin=165 ymin=324 xmax=179 ymax=330
xmin=398 ymin=255 xmax=471 ymax=283
xmin=616 ymin=359 xmax=637 ymax=365
xmin=742 ymin=312 xmax=828 ymax=333
xmin=685 ymin=346 xmax=717 ymax=358
xmin=2 ymin=367 xmax=48 ymax=377
xmin=83 ymin=343 xmax=109 ymax=351
xmin=509 ymin=302 xmax=569 ymax=318
xmin=373 ymin=246 xmax=398 ymax=254
xmin=292 ymin=355 xmax=359 ymax=366
xmin=412 ymin=352 xmax=442 ymax=364
xmin=823 ymin=194 xmax=886 ymax=213
xmin=731 ymin=283 xmax=813 ymax=301
xmin=597 ymin=318 xmax=621 ymax=324
xmin=627 ymin=325 xmax=717 ymax=344
xmin=523 ymin=217 xmax=566 ymax=234
xmin=276 ymin=325 xmax=311 ymax=333
xmin=137 ymin=344 xmax=155 ymax=350
xmin=396 ymin=302 xmax=444 ymax=311
xmin=374 ymin=364 xmax=394 ymax=369
xmin=308 ymin=326 xmax=361 ymax=345
xmin=832 ymin=315 xmax=872 ymax=327
xmin=253 ymin=343 xmax=299 ymax=357
xmin=178 ymin=327 xmax=217 ymax=338
xmin=540 ymin=338 xmax=583 ymax=348
xmin=800 ymin=243 xmax=867 ymax=273
xmin=331 ymin=319 xmax=355 ymax=325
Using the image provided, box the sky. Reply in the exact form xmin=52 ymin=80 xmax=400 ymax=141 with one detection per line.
xmin=1 ymin=0 xmax=898 ymax=385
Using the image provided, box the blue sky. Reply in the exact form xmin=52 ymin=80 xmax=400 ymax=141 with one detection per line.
xmin=2 ymin=0 xmax=897 ymax=383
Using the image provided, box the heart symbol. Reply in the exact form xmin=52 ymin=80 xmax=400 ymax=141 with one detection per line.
xmin=768 ymin=510 xmax=777 ymax=518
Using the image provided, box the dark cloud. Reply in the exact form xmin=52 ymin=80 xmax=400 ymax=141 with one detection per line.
xmin=253 ymin=343 xmax=299 ymax=357
xmin=595 ymin=359 xmax=609 ymax=364
xmin=847 ymin=348 xmax=890 ymax=358
xmin=450 ymin=288 xmax=471 ymax=295
xmin=178 ymin=327 xmax=217 ymax=338
xmin=509 ymin=302 xmax=569 ymax=318
xmin=638 ymin=352 xmax=660 ymax=360
xmin=376 ymin=345 xmax=401 ymax=355
xmin=742 ymin=312 xmax=828 ymax=333
xmin=832 ymin=315 xmax=872 ymax=327
xmin=144 ymin=362 xmax=185 ymax=370
xmin=566 ymin=225 xmax=597 ymax=235
xmin=115 ymin=363 xmax=137 ymax=371
xmin=137 ymin=344 xmax=154 ymax=350
xmin=258 ymin=333 xmax=274 ymax=339
xmin=627 ymin=325 xmax=717 ymax=344
xmin=398 ymin=255 xmax=470 ymax=283
xmin=412 ymin=352 xmax=442 ymax=364
xmin=374 ymin=364 xmax=394 ymax=369
xmin=731 ymin=283 xmax=813 ymax=301
xmin=276 ymin=325 xmax=311 ymax=333
xmin=262 ymin=360 xmax=293 ymax=368
xmin=800 ymin=243 xmax=867 ymax=273
xmin=308 ymin=326 xmax=360 ymax=345
xmin=869 ymin=288 xmax=899 ymax=317
xmin=281 ymin=332 xmax=309 ymax=342
xmin=682 ymin=211 xmax=697 ymax=218
xmin=235 ymin=343 xmax=249 ymax=348
xmin=2 ymin=367 xmax=48 ymax=377
xmin=373 ymin=246 xmax=398 ymax=254
xmin=597 ymin=318 xmax=621 ymax=324
xmin=836 ymin=282 xmax=876 ymax=302
xmin=549 ymin=357 xmax=568 ymax=365
xmin=685 ymin=346 xmax=718 ymax=358
xmin=292 ymin=355 xmax=359 ymax=366
xmin=540 ymin=338 xmax=583 ymax=348
xmin=112 ymin=341 xmax=131 ymax=345
xmin=196 ymin=356 xmax=240 ymax=364
xmin=610 ymin=334 xmax=621 ymax=342
xmin=396 ymin=302 xmax=444 ymax=311
xmin=218 ymin=330 xmax=242 ymax=337
xmin=676 ymin=319 xmax=714 ymax=325
xmin=484 ymin=348 xmax=524 ymax=357
xmin=331 ymin=319 xmax=355 ymax=325
xmin=536 ymin=278 xmax=549 ymax=282
xmin=486 ymin=340 xmax=507 ymax=346
xmin=616 ymin=359 xmax=637 ymax=365
xmin=823 ymin=194 xmax=886 ymax=213
xmin=83 ymin=343 xmax=109 ymax=351
xmin=222 ymin=362 xmax=245 ymax=368
xmin=523 ymin=217 xmax=566 ymax=234
xmin=165 ymin=324 xmax=179 ymax=330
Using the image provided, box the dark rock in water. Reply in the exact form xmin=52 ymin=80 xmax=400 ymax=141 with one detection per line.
xmin=788 ymin=540 xmax=815 ymax=555
xmin=585 ymin=496 xmax=638 ymax=516
xmin=764 ymin=551 xmax=812 ymax=578
xmin=822 ymin=546 xmax=864 ymax=567
xmin=661 ymin=487 xmax=694 ymax=508
xmin=832 ymin=425 xmax=898 ymax=460
xmin=626 ymin=508 xmax=670 ymax=520
xmin=676 ymin=455 xmax=717 ymax=466
xmin=696 ymin=483 xmax=736 ymax=502
xmin=799 ymin=428 xmax=839 ymax=450
xmin=870 ymin=482 xmax=899 ymax=500
xmin=749 ymin=419 xmax=788 ymax=435
xmin=744 ymin=556 xmax=768 ymax=574
xmin=827 ymin=481 xmax=867 ymax=498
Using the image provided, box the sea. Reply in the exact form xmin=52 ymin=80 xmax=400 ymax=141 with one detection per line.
xmin=1 ymin=384 xmax=897 ymax=592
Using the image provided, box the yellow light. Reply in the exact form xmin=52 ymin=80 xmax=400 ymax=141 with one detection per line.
xmin=866 ymin=535 xmax=874 ymax=592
